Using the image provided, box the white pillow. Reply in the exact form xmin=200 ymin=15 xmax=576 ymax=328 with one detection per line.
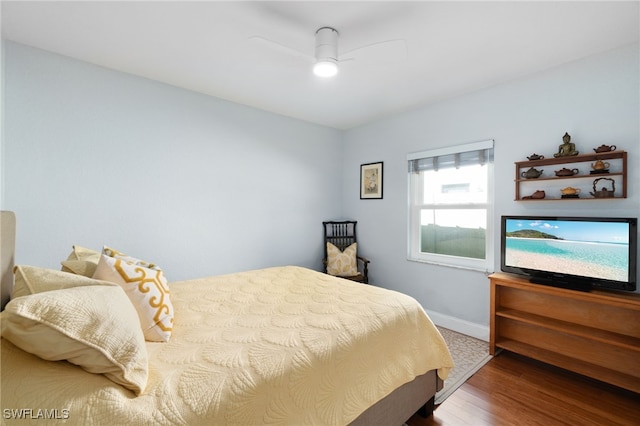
xmin=326 ymin=242 xmax=358 ymax=277
xmin=1 ymin=286 xmax=149 ymax=395
xmin=103 ymin=246 xmax=161 ymax=271
xmin=93 ymin=252 xmax=174 ymax=342
xmin=12 ymin=265 xmax=117 ymax=299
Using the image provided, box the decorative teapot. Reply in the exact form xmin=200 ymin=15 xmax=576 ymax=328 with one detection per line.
xmin=555 ymin=168 xmax=579 ymax=177
xmin=590 ymin=178 xmax=615 ymax=198
xmin=560 ymin=187 xmax=581 ymax=195
xmin=527 ymin=153 xmax=545 ymax=160
xmin=522 ymin=190 xmax=546 ymax=200
xmin=593 ymin=144 xmax=616 ymax=153
xmin=591 ymin=160 xmax=610 ymax=171
xmin=521 ymin=167 xmax=543 ymax=179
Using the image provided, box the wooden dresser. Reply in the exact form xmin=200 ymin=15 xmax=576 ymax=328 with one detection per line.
xmin=489 ymin=272 xmax=640 ymax=393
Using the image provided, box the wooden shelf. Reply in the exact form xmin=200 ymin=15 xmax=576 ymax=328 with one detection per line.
xmin=516 ymin=196 xmax=626 ymax=201
xmin=514 ymin=150 xmax=627 ymax=200
xmin=494 ymin=339 xmax=640 ymax=393
xmin=515 ymin=172 xmax=624 ymax=183
xmin=490 ymin=273 xmax=640 ymax=393
xmin=496 ymin=309 xmax=640 ymax=352
xmin=515 ymin=151 xmax=627 ymax=168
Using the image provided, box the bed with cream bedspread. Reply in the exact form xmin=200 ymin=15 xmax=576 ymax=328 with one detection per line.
xmin=1 ymin=265 xmax=452 ymax=425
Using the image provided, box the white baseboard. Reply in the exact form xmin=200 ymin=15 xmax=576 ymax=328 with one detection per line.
xmin=425 ymin=309 xmax=489 ymax=342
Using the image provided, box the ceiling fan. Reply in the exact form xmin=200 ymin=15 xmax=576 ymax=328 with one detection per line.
xmin=248 ymin=26 xmax=407 ymax=78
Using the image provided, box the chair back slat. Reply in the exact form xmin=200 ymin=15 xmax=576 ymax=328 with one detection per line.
xmin=323 ymin=221 xmax=357 ymax=253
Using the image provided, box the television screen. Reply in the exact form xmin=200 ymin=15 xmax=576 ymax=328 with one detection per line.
xmin=501 ymin=216 xmax=637 ymax=291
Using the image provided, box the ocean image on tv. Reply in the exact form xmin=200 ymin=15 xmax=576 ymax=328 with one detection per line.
xmin=505 ymin=219 xmax=629 ymax=282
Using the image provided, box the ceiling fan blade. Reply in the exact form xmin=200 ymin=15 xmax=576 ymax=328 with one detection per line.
xmin=247 ymin=35 xmax=313 ymax=62
xmin=340 ymin=39 xmax=408 ymax=64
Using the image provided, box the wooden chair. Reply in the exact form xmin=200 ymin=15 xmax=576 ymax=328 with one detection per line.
xmin=323 ymin=221 xmax=370 ymax=283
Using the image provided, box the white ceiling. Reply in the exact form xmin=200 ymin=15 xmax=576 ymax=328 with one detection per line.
xmin=2 ymin=1 xmax=639 ymax=130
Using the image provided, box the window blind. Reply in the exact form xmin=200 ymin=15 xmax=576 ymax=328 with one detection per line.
xmin=408 ymin=140 xmax=494 ymax=173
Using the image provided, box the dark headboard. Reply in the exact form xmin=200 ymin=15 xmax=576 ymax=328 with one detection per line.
xmin=1 ymin=211 xmax=16 ymax=310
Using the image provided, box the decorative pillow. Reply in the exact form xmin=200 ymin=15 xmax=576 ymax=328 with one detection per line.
xmin=103 ymin=246 xmax=161 ymax=271
xmin=61 ymin=245 xmax=101 ymax=277
xmin=93 ymin=250 xmax=173 ymax=342
xmin=326 ymin=242 xmax=358 ymax=277
xmin=1 ymin=285 xmax=149 ymax=395
xmin=12 ymin=265 xmax=117 ymax=299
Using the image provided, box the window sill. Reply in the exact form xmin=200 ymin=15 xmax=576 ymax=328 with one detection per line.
xmin=407 ymin=256 xmax=494 ymax=274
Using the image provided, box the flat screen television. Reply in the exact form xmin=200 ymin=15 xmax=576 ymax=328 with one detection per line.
xmin=500 ymin=215 xmax=637 ymax=292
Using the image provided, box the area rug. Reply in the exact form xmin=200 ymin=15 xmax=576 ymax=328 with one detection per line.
xmin=434 ymin=326 xmax=492 ymax=404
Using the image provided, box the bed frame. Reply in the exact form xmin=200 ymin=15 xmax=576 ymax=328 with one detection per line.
xmin=350 ymin=371 xmax=439 ymax=425
xmin=0 ymin=210 xmax=440 ymax=424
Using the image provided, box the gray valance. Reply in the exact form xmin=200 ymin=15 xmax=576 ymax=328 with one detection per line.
xmin=408 ymin=140 xmax=494 ymax=173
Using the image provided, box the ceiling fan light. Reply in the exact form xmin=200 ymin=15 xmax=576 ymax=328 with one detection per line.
xmin=313 ymin=60 xmax=338 ymax=77
xmin=313 ymin=27 xmax=339 ymax=78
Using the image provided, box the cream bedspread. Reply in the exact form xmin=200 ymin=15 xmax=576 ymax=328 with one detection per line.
xmin=1 ymin=266 xmax=453 ymax=425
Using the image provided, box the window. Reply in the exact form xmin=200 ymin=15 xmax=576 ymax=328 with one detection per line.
xmin=407 ymin=140 xmax=494 ymax=271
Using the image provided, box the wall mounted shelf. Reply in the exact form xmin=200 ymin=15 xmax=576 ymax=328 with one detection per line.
xmin=515 ymin=151 xmax=627 ymax=201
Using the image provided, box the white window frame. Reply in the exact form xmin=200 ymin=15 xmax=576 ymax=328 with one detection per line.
xmin=407 ymin=140 xmax=495 ymax=272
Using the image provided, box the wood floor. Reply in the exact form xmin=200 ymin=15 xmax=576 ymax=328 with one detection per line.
xmin=407 ymin=351 xmax=640 ymax=426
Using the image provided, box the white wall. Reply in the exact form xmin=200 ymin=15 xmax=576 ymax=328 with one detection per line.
xmin=2 ymin=41 xmax=343 ymax=280
xmin=342 ymin=44 xmax=640 ymax=336
xmin=3 ymin=41 xmax=638 ymax=338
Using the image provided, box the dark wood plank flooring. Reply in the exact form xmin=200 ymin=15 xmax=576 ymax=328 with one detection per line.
xmin=407 ymin=351 xmax=640 ymax=426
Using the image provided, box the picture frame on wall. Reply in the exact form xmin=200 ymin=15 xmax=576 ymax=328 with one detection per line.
xmin=360 ymin=162 xmax=383 ymax=199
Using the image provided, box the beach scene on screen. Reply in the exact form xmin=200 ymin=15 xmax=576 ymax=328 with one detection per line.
xmin=505 ymin=219 xmax=629 ymax=282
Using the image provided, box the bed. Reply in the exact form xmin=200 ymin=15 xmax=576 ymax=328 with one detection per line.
xmin=0 ymin=211 xmax=453 ymax=425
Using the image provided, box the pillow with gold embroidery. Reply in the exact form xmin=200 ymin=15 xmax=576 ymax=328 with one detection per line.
xmin=93 ymin=250 xmax=173 ymax=342
xmin=326 ymin=242 xmax=358 ymax=277
xmin=102 ymin=246 xmax=161 ymax=271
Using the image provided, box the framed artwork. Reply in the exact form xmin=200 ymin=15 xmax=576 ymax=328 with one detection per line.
xmin=360 ymin=162 xmax=383 ymax=199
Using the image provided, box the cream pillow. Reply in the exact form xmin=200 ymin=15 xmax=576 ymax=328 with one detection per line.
xmin=93 ymin=252 xmax=173 ymax=342
xmin=1 ymin=286 xmax=149 ymax=395
xmin=61 ymin=245 xmax=101 ymax=277
xmin=66 ymin=245 xmax=100 ymax=259
xmin=326 ymin=242 xmax=358 ymax=277
xmin=12 ymin=265 xmax=117 ymax=299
